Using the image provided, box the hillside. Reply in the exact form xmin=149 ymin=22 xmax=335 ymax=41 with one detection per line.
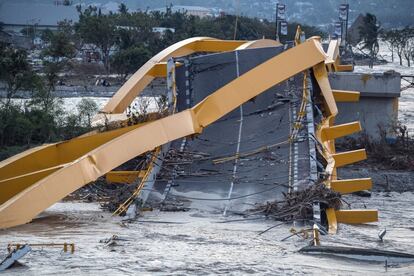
xmin=3 ymin=0 xmax=414 ymax=29
xmin=119 ymin=0 xmax=413 ymax=28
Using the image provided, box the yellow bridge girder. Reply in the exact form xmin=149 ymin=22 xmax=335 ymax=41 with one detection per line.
xmin=331 ymin=178 xmax=373 ymax=194
xmin=335 ymin=209 xmax=378 ymax=224
xmin=332 ymin=149 xmax=367 ymax=168
xmin=106 ymin=171 xmax=146 ymax=184
xmin=332 ymin=89 xmax=360 ymax=102
xmin=313 ymin=37 xmax=378 ymax=233
xmin=321 ymin=121 xmax=361 ymax=141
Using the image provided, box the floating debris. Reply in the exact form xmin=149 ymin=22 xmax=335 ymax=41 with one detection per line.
xmin=378 ymin=229 xmax=387 ymax=241
xmin=0 ymin=245 xmax=31 ymax=271
xmin=99 ymin=235 xmax=130 ymax=247
xmin=299 ymin=245 xmax=414 ymax=263
xmin=7 ymin=243 xmax=75 ymax=254
xmin=281 ymin=228 xmax=312 ymax=242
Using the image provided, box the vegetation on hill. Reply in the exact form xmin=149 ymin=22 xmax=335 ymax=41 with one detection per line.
xmin=72 ymin=5 xmax=326 ymax=75
xmin=128 ymin=0 xmax=414 ymax=28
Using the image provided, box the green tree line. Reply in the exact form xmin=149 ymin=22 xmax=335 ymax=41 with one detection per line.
xmin=73 ymin=4 xmax=326 ymax=75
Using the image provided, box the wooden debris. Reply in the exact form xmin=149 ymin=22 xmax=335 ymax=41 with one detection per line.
xmin=246 ymin=183 xmax=342 ymax=221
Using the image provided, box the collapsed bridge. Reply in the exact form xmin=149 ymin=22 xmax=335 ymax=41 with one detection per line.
xmin=0 ymin=35 xmax=377 ymax=232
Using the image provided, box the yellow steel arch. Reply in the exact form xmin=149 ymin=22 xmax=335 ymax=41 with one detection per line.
xmin=0 ymin=39 xmax=326 ymax=229
xmin=93 ymin=38 xmax=281 ymax=125
xmin=101 ymin=37 xmax=246 ymax=114
xmin=236 ymin=39 xmax=282 ymax=50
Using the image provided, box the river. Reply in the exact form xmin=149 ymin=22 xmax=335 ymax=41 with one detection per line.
xmin=0 ymin=192 xmax=413 ymax=275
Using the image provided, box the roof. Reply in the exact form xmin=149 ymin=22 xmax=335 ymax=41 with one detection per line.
xmin=0 ymin=30 xmax=12 ymax=38
xmin=173 ymin=5 xmax=211 ymax=12
xmin=0 ymin=3 xmax=79 ymax=27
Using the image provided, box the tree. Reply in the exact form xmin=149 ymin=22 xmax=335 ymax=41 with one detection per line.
xmin=403 ymin=39 xmax=412 ymax=67
xmin=20 ymin=26 xmax=36 ymax=41
xmin=0 ymin=44 xmax=34 ymax=106
xmin=29 ymin=65 xmax=62 ymax=114
xmin=118 ymin=3 xmax=128 ymax=15
xmin=41 ymin=29 xmax=54 ymax=44
xmin=381 ymin=29 xmax=398 ymax=62
xmin=75 ymin=7 xmax=117 ymax=73
xmin=411 ymin=41 xmax=414 ymax=66
xmin=402 ymin=27 xmax=414 ymax=67
xmin=77 ymin=98 xmax=98 ymax=127
xmin=40 ymin=24 xmax=76 ymax=113
xmin=57 ymin=20 xmax=84 ymax=52
xmin=394 ymin=30 xmax=407 ymax=66
xmin=389 ymin=27 xmax=414 ymax=66
xmin=359 ymin=13 xmax=381 ymax=68
xmin=33 ymin=26 xmax=73 ymax=125
xmin=42 ymin=31 xmax=76 ymax=61
xmin=0 ymin=43 xmax=66 ymax=147
xmin=116 ymin=28 xmax=142 ymax=51
xmin=0 ymin=104 xmax=33 ymax=147
xmin=111 ymin=46 xmax=152 ymax=79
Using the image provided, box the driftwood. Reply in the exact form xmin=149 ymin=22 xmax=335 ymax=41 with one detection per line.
xmin=246 ymin=183 xmax=342 ymax=221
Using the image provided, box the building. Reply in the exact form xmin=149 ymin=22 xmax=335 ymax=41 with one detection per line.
xmin=0 ymin=30 xmax=31 ymax=49
xmin=152 ymin=27 xmax=175 ymax=37
xmin=0 ymin=2 xmax=79 ymax=33
xmin=151 ymin=5 xmax=212 ymax=18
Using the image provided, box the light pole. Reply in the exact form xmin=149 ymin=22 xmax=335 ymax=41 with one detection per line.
xmin=275 ymin=4 xmax=279 ymax=41
xmin=339 ymin=3 xmax=349 ymax=47
xmin=275 ymin=3 xmax=286 ymax=41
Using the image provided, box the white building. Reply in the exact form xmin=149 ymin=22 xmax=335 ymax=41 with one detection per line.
xmin=152 ymin=27 xmax=175 ymax=37
xmin=151 ymin=5 xmax=213 ymax=18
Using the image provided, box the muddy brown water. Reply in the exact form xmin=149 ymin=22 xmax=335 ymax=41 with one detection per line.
xmin=1 ymin=192 xmax=414 ymax=275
